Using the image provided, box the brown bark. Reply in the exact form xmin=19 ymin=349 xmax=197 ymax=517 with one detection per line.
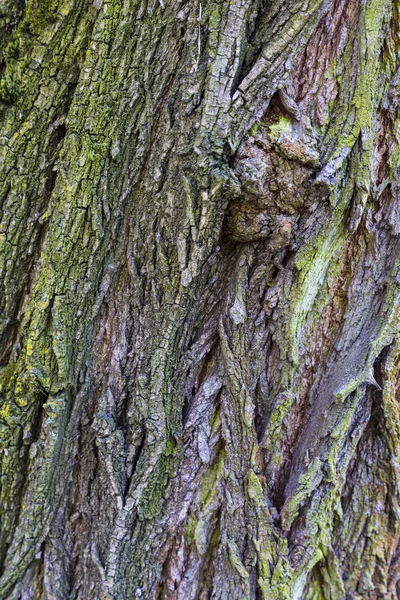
xmin=1 ymin=0 xmax=400 ymax=598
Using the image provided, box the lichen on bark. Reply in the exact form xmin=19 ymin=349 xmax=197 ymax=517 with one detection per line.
xmin=1 ymin=0 xmax=400 ymax=598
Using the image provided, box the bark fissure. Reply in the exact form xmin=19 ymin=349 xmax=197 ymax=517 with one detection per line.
xmin=1 ymin=0 xmax=400 ymax=598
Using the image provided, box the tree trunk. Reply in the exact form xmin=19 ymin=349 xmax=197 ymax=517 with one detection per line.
xmin=1 ymin=0 xmax=400 ymax=598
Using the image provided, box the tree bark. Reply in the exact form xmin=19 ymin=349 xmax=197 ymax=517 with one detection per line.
xmin=1 ymin=0 xmax=400 ymax=598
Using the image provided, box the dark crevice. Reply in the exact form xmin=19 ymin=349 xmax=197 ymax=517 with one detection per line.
xmin=31 ymin=390 xmax=48 ymax=443
xmin=181 ymin=394 xmax=191 ymax=427
xmin=230 ymin=0 xmax=271 ymax=95
xmin=124 ymin=430 xmax=145 ymax=498
xmin=338 ymin=348 xmax=391 ymax=519
xmin=269 ymin=455 xmax=292 ymax=515
xmin=255 ymin=369 xmax=269 ymax=445
xmin=0 ymin=321 xmax=18 ymax=367
xmin=0 ymin=182 xmax=10 ymax=217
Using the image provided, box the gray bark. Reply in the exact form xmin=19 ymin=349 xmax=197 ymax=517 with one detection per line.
xmin=0 ymin=0 xmax=400 ymax=598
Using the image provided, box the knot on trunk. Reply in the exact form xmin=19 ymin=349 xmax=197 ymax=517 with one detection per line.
xmin=225 ymin=113 xmax=326 ymax=248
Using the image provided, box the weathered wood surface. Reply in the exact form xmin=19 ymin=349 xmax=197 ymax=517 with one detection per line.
xmin=1 ymin=0 xmax=400 ymax=598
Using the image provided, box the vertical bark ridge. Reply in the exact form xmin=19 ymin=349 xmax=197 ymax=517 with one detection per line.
xmin=0 ymin=0 xmax=400 ymax=598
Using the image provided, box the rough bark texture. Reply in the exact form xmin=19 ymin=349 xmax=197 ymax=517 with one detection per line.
xmin=1 ymin=0 xmax=400 ymax=598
